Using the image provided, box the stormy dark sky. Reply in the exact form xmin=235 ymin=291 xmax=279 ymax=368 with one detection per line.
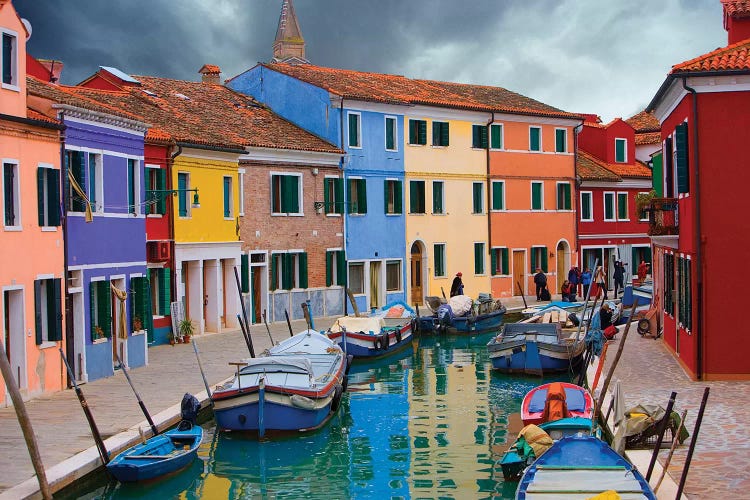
xmin=14 ymin=0 xmax=725 ymax=121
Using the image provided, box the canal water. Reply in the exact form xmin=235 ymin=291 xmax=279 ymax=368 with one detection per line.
xmin=62 ymin=328 xmax=571 ymax=499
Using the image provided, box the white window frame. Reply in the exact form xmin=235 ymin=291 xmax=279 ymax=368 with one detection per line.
xmin=531 ymin=246 xmax=546 ymax=272
xmin=177 ymin=171 xmax=192 ymax=219
xmin=556 ymin=181 xmax=572 ymax=211
xmin=348 ymin=175 xmax=366 ymax=216
xmin=472 ymin=181 xmax=484 ymax=214
xmin=38 ymin=163 xmax=58 ymax=228
xmin=615 ymin=138 xmax=627 ymax=163
xmin=384 ymin=115 xmax=398 ymax=152
xmin=348 ymin=262 xmax=366 ymax=295
xmin=347 ymin=111 xmax=362 ymax=149
xmin=385 ymin=259 xmax=402 ymax=292
xmin=88 ymin=153 xmax=104 ymax=213
xmin=617 ymin=191 xmax=629 ymax=221
xmin=324 ymin=175 xmax=342 ymax=217
xmin=491 ymin=247 xmax=510 ymax=276
xmin=638 ymin=191 xmax=650 ymax=222
xmin=143 ymin=163 xmax=161 ymax=217
xmin=433 ymin=243 xmax=446 ymax=278
xmin=238 ymin=168 xmax=245 ymax=216
xmin=603 ymin=191 xmax=616 ymax=222
xmin=127 ymin=157 xmax=141 ymax=216
xmin=2 ymin=159 xmax=21 ymax=230
xmin=1 ymin=28 xmax=20 ymax=91
xmin=431 ymin=180 xmax=445 ymax=215
xmin=531 ymin=181 xmax=544 ymax=211
xmin=270 ymin=171 xmax=304 ymax=216
xmin=529 ymin=126 xmax=542 ymax=152
xmin=491 ymin=180 xmax=505 ymax=211
xmin=554 ymin=128 xmax=567 ymax=153
xmin=580 ymin=191 xmax=593 ymax=222
xmin=223 ymin=175 xmax=234 ymax=220
xmin=474 ymin=242 xmax=486 ymax=276
xmin=490 ymin=123 xmax=504 ymax=150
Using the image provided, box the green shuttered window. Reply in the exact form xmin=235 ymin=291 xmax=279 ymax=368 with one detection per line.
xmin=271 ymin=252 xmax=309 ymax=290
xmin=472 ymin=124 xmax=488 ymax=149
xmin=492 ymin=181 xmax=504 ymax=210
xmin=325 ymin=250 xmax=347 ymax=287
xmin=384 ymin=179 xmax=402 ymax=214
xmin=385 ymin=117 xmax=396 ymax=151
xmin=223 ymin=177 xmax=232 ymax=218
xmin=272 ymin=174 xmax=301 ymax=214
xmin=324 ymin=177 xmax=344 ymax=214
xmin=555 ymin=129 xmax=567 ymax=153
xmin=90 ymin=280 xmax=112 ymax=340
xmin=432 ymin=181 xmax=444 ymax=214
xmin=617 ymin=192 xmax=628 ymax=220
xmin=604 ymin=192 xmax=615 ymax=221
xmin=432 ymin=121 xmax=449 ymax=146
xmin=36 ymin=167 xmax=60 ymax=227
xmin=66 ymin=151 xmax=87 ymax=212
xmin=531 ymin=182 xmax=543 ymax=210
xmin=490 ymin=124 xmax=503 ymax=149
xmin=241 ymin=254 xmax=250 ymax=293
xmin=347 ymin=178 xmax=367 ymax=214
xmin=472 ymin=182 xmax=483 ymax=214
xmin=581 ymin=192 xmax=592 ymax=221
xmin=490 ymin=248 xmax=509 ymax=276
xmin=556 ymin=183 xmax=571 ymax=210
xmin=615 ymin=138 xmax=626 ymax=163
xmin=177 ymin=173 xmax=188 ymax=217
xmin=434 ymin=244 xmax=446 ymax=277
xmin=127 ymin=159 xmax=136 ymax=214
xmin=130 ymin=276 xmax=152 ymax=335
xmin=348 ymin=113 xmax=360 ymax=148
xmin=530 ymin=247 xmax=548 ymax=273
xmin=675 ymin=123 xmax=690 ymax=194
xmin=409 ymin=119 xmax=427 ymax=145
xmin=474 ymin=242 xmax=485 ymax=275
xmin=34 ymin=278 xmax=62 ymax=344
xmin=409 ymin=180 xmax=425 ymax=214
xmin=529 ymin=127 xmax=541 ymax=152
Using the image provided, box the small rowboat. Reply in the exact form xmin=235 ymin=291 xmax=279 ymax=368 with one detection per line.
xmin=521 ymin=382 xmax=593 ymax=426
xmin=106 ymin=422 xmax=203 ymax=482
xmin=326 ymin=315 xmax=413 ymax=358
xmin=516 ymin=434 xmax=656 ymax=499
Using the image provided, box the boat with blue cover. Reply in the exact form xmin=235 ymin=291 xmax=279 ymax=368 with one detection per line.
xmin=106 ymin=394 xmax=203 ymax=482
xmin=500 ymin=417 xmax=593 ymax=482
xmin=487 ymin=323 xmax=585 ymax=375
xmin=326 ymin=302 xmax=414 ymax=358
xmin=516 ymin=434 xmax=656 ymax=499
xmin=211 ymin=330 xmax=350 ymax=436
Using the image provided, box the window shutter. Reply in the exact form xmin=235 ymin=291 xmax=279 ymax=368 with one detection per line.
xmin=282 ymin=254 xmax=293 ymax=290
xmin=46 ymin=280 xmax=56 ymax=341
xmin=531 ymin=249 xmax=537 ymax=273
xmin=687 ymin=260 xmax=692 ymax=330
xmin=490 ymin=249 xmax=497 ymax=276
xmin=432 ymin=183 xmax=441 ymax=213
xmin=98 ymin=281 xmax=112 ymax=338
xmin=472 ymin=125 xmax=480 ymax=148
xmin=178 ymin=173 xmax=187 ymax=216
xmin=474 ymin=244 xmax=482 ymax=275
xmin=441 ymin=122 xmax=449 ymax=146
xmin=52 ymin=278 xmax=63 ymax=341
xmin=582 ymin=193 xmax=591 ymax=220
xmin=223 ymin=177 xmax=231 ymax=217
xmin=532 ymin=183 xmax=542 ymax=210
xmin=541 ymin=247 xmax=548 ymax=273
xmin=130 ymin=277 xmax=141 ymax=331
xmin=73 ymin=152 xmax=86 ymax=212
xmin=410 ymin=181 xmax=418 ymax=213
xmin=386 ymin=118 xmax=395 ymax=150
xmin=89 ymin=281 xmax=97 ymax=340
xmin=155 ymin=169 xmax=166 ymax=214
xmin=502 ymin=248 xmax=509 ymax=275
xmin=530 ymin=128 xmax=540 ymax=151
xmin=326 ymin=251 xmax=333 ymax=287
xmin=347 ymin=179 xmax=355 ymax=214
xmin=299 ymin=252 xmax=308 ymax=289
xmin=334 ymin=178 xmax=343 ymax=214
xmin=2 ymin=34 xmax=12 ymax=84
xmin=348 ymin=114 xmax=358 ymax=147
xmin=492 ymin=182 xmax=503 ymax=210
xmin=675 ymin=123 xmax=690 ymax=193
xmin=480 ymin=126 xmax=488 ymax=149
xmin=34 ymin=280 xmax=43 ymax=345
xmin=395 ymin=180 xmax=402 ymax=214
xmin=127 ymin=159 xmax=135 ymax=214
xmin=473 ymin=183 xmax=483 ymax=213
xmin=49 ymin=169 xmax=60 ymax=226
xmin=618 ymin=193 xmax=627 ymax=219
xmin=357 ymin=179 xmax=367 ymax=214
xmin=241 ymin=254 xmax=249 ymax=293
xmin=324 ymin=179 xmax=331 ymax=213
xmin=556 ymin=130 xmax=566 ymax=152
xmin=143 ymin=276 xmax=154 ymax=342
xmin=37 ymin=168 xmax=45 ymax=226
xmin=384 ymin=180 xmax=390 ymax=214
xmin=616 ymin=139 xmax=625 ymax=162
xmin=159 ymin=268 xmax=171 ymax=316
xmin=418 ymin=120 xmax=427 ymax=145
xmin=432 ymin=122 xmax=440 ymax=146
xmin=283 ymin=175 xmax=299 ymax=214
xmin=270 ymin=255 xmax=277 ymax=290
xmin=409 ymin=120 xmax=417 ymax=144
xmin=564 ymin=184 xmax=571 ymax=210
xmin=336 ymin=251 xmax=347 ymax=286
xmin=491 ymin=124 xmax=502 ymax=149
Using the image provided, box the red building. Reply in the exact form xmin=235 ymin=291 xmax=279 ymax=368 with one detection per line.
xmin=576 ymin=116 xmax=652 ymax=292
xmin=646 ymin=0 xmax=750 ymax=380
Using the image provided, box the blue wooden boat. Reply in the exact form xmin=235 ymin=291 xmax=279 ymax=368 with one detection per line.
xmin=106 ymin=394 xmax=203 ymax=483
xmin=326 ymin=303 xmax=414 ymax=358
xmin=516 ymin=434 xmax=656 ymax=499
xmin=211 ymin=330 xmax=349 ymax=435
xmin=500 ymin=417 xmax=593 ymax=482
xmin=418 ymin=295 xmax=506 ymax=334
xmin=486 ymin=323 xmax=585 ymax=375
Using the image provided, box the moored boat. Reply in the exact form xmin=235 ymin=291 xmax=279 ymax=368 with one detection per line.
xmin=521 ymin=382 xmax=594 ymax=426
xmin=487 ymin=323 xmax=585 ymax=375
xmin=419 ymin=294 xmax=506 ymax=334
xmin=326 ymin=303 xmax=414 ymax=358
xmin=211 ymin=330 xmax=349 ymax=435
xmin=516 ymin=434 xmax=656 ymax=499
xmin=106 ymin=394 xmax=203 ymax=482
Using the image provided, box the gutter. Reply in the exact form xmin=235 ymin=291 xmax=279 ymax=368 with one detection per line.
xmin=573 ymin=122 xmax=584 ymax=267
xmin=167 ymin=142 xmax=182 ymax=324
xmin=681 ymin=77 xmax=703 ymax=381
xmin=57 ymin=114 xmax=76 ymax=385
xmin=174 ymin=141 xmax=247 ymax=155
xmin=339 ymin=96 xmax=348 ymax=316
xmin=0 ymin=112 xmax=65 ymax=130
xmin=486 ymin=112 xmax=494 ymax=282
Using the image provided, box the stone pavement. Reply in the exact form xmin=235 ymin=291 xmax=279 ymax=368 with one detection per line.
xmin=595 ymin=321 xmax=748 ymax=499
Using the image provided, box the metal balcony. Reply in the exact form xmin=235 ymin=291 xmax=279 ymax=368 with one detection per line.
xmin=646 ymin=197 xmax=679 ymax=236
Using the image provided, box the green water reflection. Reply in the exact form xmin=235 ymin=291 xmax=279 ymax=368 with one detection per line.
xmin=62 ymin=332 xmax=568 ymax=499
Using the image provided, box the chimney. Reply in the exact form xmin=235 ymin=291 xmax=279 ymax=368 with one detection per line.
xmin=722 ymin=0 xmax=750 ymax=45
xmin=38 ymin=59 xmax=63 ymax=84
xmin=198 ymin=64 xmax=221 ymax=84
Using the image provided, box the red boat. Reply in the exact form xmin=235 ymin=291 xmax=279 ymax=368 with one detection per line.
xmin=521 ymin=382 xmax=594 ymax=426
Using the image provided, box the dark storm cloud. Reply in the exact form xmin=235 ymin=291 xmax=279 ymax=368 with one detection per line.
xmin=14 ymin=0 xmax=726 ymax=120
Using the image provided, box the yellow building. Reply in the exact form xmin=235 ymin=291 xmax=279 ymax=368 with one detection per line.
xmin=404 ymin=109 xmax=490 ymax=304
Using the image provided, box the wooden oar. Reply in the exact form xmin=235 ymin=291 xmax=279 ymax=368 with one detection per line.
xmin=191 ymin=339 xmax=213 ymax=405
xmin=114 ymin=351 xmax=158 ymax=436
xmin=516 ymin=281 xmax=528 ymax=309
xmin=234 ymin=266 xmax=255 ymax=357
xmin=595 ymin=300 xmax=639 ymax=413
xmin=653 ymin=409 xmax=688 ymax=493
xmin=676 ymin=387 xmax=710 ymax=499
xmin=262 ymin=309 xmax=275 ymax=345
xmin=284 ymin=309 xmax=294 ymax=337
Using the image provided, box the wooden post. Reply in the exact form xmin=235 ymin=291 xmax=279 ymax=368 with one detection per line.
xmin=0 ymin=342 xmax=52 ymax=499
xmin=676 ymin=387 xmax=710 ymax=499
xmin=236 ymin=314 xmax=255 ymax=358
xmin=646 ymin=391 xmax=677 ymax=480
xmin=284 ymin=309 xmax=293 ymax=337
xmin=234 ymin=266 xmax=254 ymax=356
xmin=262 ymin=310 xmax=275 ymax=345
xmin=191 ymin=339 xmax=213 ymax=405
xmin=516 ymin=281 xmax=528 ymax=309
xmin=653 ymin=409 xmax=688 ymax=493
xmin=595 ymin=301 xmax=639 ymax=412
xmin=113 ymin=351 xmax=158 ymax=436
xmin=346 ymin=288 xmax=360 ymax=317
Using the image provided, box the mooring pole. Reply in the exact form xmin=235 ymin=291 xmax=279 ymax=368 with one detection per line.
xmin=675 ymin=387 xmax=710 ymax=499
xmin=113 ymin=351 xmax=158 ymax=436
xmin=234 ymin=266 xmax=255 ymax=356
xmin=645 ymin=391 xmax=677 ymax=481
xmin=0 ymin=342 xmax=52 ymax=499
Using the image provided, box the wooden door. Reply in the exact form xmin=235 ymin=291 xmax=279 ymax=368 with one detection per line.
xmin=410 ymin=244 xmax=422 ymax=305
xmin=513 ymin=250 xmax=525 ymax=296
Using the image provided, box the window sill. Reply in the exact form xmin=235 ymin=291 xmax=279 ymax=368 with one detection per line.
xmin=348 ymin=213 xmax=366 ymax=217
xmin=92 ymin=338 xmax=109 ymax=344
xmin=408 ymin=212 xmax=426 ymax=216
xmin=386 ymin=289 xmax=402 ymax=294
xmin=490 ymin=209 xmax=506 ymax=213
xmin=1 ymin=83 xmax=20 ymax=92
xmin=3 ymin=226 xmax=22 ymax=232
xmin=603 ymin=219 xmax=616 ymax=222
xmin=385 ymin=213 xmax=403 ymax=217
xmin=178 ymin=216 xmax=192 ymax=220
xmin=431 ymin=145 xmax=448 ymax=149
xmin=132 ymin=330 xmax=146 ymax=336
xmin=41 ymin=226 xmax=58 ymax=232
xmin=325 ymin=213 xmax=342 ymax=217
xmin=146 ymin=214 xmax=163 ymax=219
xmin=39 ymin=341 xmax=58 ymax=350
xmin=224 ymin=217 xmax=234 ymax=221
xmin=385 ymin=148 xmax=398 ymax=153
xmin=472 ymin=212 xmax=485 ymax=216
xmin=581 ymin=219 xmax=594 ymax=223
xmin=153 ymin=315 xmax=166 ymax=320
xmin=407 ymin=143 xmax=426 ymax=147
xmin=489 ymin=148 xmax=505 ymax=152
xmin=431 ymin=212 xmax=446 ymax=216
xmin=618 ymin=219 xmax=631 ymax=222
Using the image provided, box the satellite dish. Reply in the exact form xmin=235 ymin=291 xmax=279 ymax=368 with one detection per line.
xmin=21 ymin=18 xmax=32 ymax=41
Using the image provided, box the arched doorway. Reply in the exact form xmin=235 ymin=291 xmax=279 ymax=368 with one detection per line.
xmin=556 ymin=240 xmax=570 ymax=292
xmin=410 ymin=242 xmax=424 ymax=305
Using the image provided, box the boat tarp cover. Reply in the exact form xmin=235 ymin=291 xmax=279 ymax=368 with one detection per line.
xmin=612 ymin=404 xmax=689 ymax=453
xmin=524 ymin=468 xmax=646 ymax=497
xmin=328 ymin=317 xmax=385 ymax=334
xmin=448 ymin=295 xmax=473 ymax=316
xmin=517 ymin=424 xmax=553 ymax=458
xmin=529 ymin=387 xmax=585 ymax=413
xmin=240 ymin=356 xmax=313 ymax=376
xmin=541 ymin=382 xmax=572 ymax=423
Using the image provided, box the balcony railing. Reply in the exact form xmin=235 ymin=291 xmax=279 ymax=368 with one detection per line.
xmin=646 ymin=197 xmax=678 ymax=236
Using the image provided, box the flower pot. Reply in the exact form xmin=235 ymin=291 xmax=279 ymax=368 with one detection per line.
xmin=184 ymin=336 xmax=191 ymax=343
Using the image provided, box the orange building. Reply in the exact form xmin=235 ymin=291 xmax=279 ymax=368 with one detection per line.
xmin=1 ymin=1 xmax=66 ymax=405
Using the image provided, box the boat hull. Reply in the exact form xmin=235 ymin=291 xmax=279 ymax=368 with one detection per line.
xmin=489 ymin=339 xmax=584 ymax=374
xmin=520 ymin=382 xmax=593 ymax=426
xmin=214 ymin=390 xmax=335 ymax=432
xmin=106 ymin=426 xmax=203 ymax=482
xmin=327 ymin=322 xmax=413 ymax=358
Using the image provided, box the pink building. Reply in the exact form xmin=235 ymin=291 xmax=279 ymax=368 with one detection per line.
xmin=1 ymin=0 xmax=66 ymax=405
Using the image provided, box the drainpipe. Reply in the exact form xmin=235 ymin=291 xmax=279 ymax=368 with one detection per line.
xmin=339 ymin=96 xmax=348 ymax=316
xmin=682 ymin=77 xmax=703 ymax=380
xmin=168 ymin=142 xmax=182 ymax=324
xmin=59 ymin=114 xmax=75 ymax=386
xmin=573 ymin=122 xmax=583 ymax=268
xmin=486 ymin=112 xmax=494 ymax=289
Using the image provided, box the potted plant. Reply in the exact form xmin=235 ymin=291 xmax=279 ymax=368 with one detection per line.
xmin=179 ymin=318 xmax=194 ymax=344
xmin=167 ymin=330 xmax=176 ymax=346
xmin=94 ymin=325 xmax=105 ymax=340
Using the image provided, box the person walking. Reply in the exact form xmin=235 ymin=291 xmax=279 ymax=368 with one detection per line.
xmin=613 ymin=261 xmax=625 ymax=297
xmin=581 ymin=268 xmax=592 ymax=299
xmin=533 ymin=268 xmax=548 ymax=301
xmin=594 ymin=265 xmax=607 ymax=299
xmin=450 ymin=272 xmax=464 ymax=297
xmin=567 ymin=266 xmax=579 ymax=296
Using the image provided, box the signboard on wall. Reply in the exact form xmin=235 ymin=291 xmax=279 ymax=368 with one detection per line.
xmin=170 ymin=301 xmax=184 ymax=339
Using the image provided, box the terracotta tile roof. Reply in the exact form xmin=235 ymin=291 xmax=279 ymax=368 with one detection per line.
xmin=199 ymin=64 xmax=221 ymax=75
xmin=672 ymin=37 xmax=750 ymax=73
xmin=626 ymin=110 xmax=660 ymax=133
xmin=577 ymin=151 xmax=622 ymax=181
xmin=635 ymin=131 xmax=661 ymax=145
xmin=26 ymin=108 xmax=60 ymax=125
xmin=259 ymin=63 xmax=581 ymax=120
xmin=606 ymin=159 xmax=653 ymax=179
xmin=722 ymin=0 xmax=750 ymax=18
xmin=69 ymin=76 xmax=342 ymax=154
xmin=146 ymin=127 xmax=172 ymax=143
